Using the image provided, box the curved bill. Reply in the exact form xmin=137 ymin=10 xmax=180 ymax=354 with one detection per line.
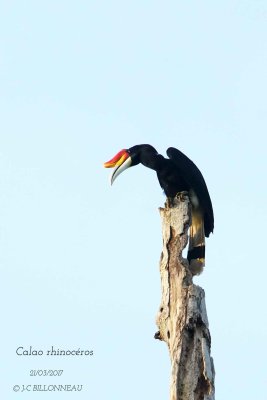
xmin=103 ymin=149 xmax=132 ymax=185
xmin=110 ymin=156 xmax=132 ymax=185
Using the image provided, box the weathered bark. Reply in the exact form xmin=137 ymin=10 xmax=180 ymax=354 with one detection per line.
xmin=155 ymin=195 xmax=215 ymax=400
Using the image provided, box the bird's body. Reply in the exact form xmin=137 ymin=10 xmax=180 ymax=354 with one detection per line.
xmin=104 ymin=144 xmax=214 ymax=274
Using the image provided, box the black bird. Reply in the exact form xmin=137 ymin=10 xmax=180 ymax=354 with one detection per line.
xmin=104 ymin=144 xmax=214 ymax=274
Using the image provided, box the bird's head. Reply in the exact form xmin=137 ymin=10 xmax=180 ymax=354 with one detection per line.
xmin=104 ymin=144 xmax=157 ymax=184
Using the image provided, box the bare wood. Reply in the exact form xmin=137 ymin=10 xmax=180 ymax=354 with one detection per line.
xmin=155 ymin=195 xmax=215 ymax=400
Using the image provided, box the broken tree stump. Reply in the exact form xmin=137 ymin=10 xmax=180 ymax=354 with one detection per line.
xmin=155 ymin=195 xmax=215 ymax=400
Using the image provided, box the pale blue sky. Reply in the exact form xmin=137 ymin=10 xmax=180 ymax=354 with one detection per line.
xmin=0 ymin=1 xmax=266 ymax=399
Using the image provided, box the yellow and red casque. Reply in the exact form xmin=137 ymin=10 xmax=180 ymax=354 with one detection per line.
xmin=104 ymin=149 xmax=129 ymax=168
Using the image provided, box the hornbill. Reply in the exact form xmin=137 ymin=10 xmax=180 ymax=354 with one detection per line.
xmin=104 ymin=144 xmax=214 ymax=274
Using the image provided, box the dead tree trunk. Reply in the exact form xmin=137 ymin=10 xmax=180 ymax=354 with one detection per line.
xmin=155 ymin=195 xmax=215 ymax=400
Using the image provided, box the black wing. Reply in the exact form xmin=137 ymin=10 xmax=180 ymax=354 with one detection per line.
xmin=167 ymin=147 xmax=214 ymax=236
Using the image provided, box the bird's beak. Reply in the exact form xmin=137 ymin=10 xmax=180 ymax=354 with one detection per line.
xmin=104 ymin=149 xmax=132 ymax=185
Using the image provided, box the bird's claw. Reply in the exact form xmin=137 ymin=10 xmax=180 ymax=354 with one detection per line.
xmin=176 ymin=191 xmax=189 ymax=202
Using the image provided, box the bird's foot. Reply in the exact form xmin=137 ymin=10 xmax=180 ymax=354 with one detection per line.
xmin=166 ymin=197 xmax=174 ymax=207
xmin=176 ymin=191 xmax=189 ymax=202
